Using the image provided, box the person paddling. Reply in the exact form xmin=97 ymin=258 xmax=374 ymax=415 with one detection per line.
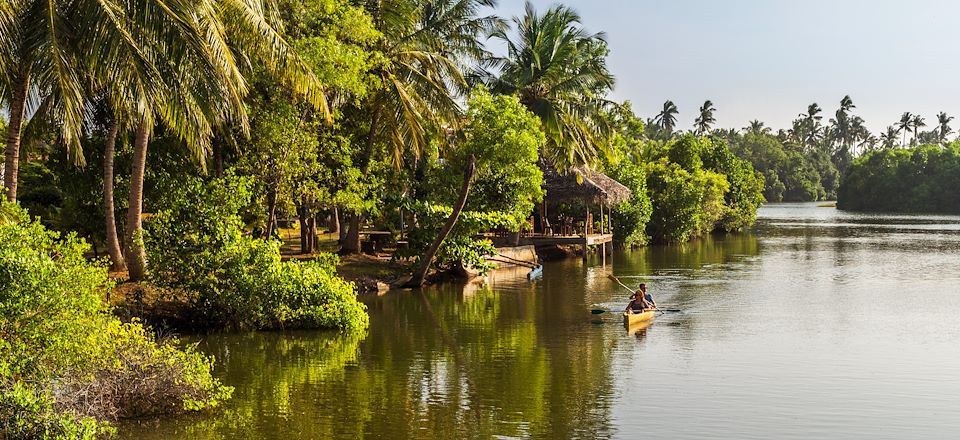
xmin=625 ymin=283 xmax=656 ymax=313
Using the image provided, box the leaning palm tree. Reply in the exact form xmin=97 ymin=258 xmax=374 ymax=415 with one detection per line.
xmin=654 ymin=100 xmax=679 ymax=138
xmin=339 ymin=0 xmax=501 ymax=254
xmin=486 ymin=1 xmax=614 ymax=171
xmin=694 ymin=100 xmax=716 ymax=135
xmin=911 ymin=114 xmax=926 ymax=146
xmin=937 ymin=112 xmax=954 ymax=145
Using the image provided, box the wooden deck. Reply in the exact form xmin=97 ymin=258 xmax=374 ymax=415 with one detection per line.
xmin=527 ymin=233 xmax=613 ymax=246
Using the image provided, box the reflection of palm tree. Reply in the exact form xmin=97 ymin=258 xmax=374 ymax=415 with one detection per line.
xmin=694 ymin=100 xmax=716 ymax=135
xmin=488 ymin=2 xmax=614 ymax=171
xmin=937 ymin=112 xmax=954 ymax=145
xmin=654 ymin=100 xmax=679 ymax=137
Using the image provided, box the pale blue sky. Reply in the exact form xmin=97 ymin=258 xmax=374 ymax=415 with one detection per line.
xmin=489 ymin=0 xmax=960 ymax=133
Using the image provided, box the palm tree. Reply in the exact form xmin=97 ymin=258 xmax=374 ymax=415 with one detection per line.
xmin=831 ymin=95 xmax=856 ymax=153
xmin=0 ymin=0 xmax=87 ymax=202
xmin=338 ymin=0 xmax=501 ymax=254
xmin=487 ymin=2 xmax=614 ymax=171
xmin=897 ymin=112 xmax=913 ymax=148
xmin=911 ymin=114 xmax=926 ymax=146
xmin=744 ymin=120 xmax=770 ymax=135
xmin=937 ymin=112 xmax=954 ymax=145
xmin=694 ymin=100 xmax=716 ymax=135
xmin=109 ymin=0 xmax=326 ymax=279
xmin=654 ymin=100 xmax=679 ymax=137
xmin=798 ymin=103 xmax=823 ymax=150
xmin=880 ymin=126 xmax=898 ymax=149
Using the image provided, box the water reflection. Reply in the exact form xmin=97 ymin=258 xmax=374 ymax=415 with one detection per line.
xmin=122 ymin=204 xmax=960 ymax=439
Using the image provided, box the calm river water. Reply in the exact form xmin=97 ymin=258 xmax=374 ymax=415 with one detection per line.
xmin=120 ymin=203 xmax=960 ymax=439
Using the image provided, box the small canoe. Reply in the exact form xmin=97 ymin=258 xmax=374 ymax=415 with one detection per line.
xmin=623 ymin=310 xmax=657 ymax=326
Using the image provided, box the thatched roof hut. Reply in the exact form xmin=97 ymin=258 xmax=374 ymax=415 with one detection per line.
xmin=541 ymin=165 xmax=632 ymax=207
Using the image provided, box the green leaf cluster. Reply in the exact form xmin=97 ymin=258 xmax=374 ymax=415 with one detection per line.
xmin=144 ymin=175 xmax=368 ymax=330
xmin=0 ymin=204 xmax=229 ymax=438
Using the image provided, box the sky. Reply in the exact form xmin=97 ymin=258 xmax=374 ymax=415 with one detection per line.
xmin=488 ymin=0 xmax=960 ymax=134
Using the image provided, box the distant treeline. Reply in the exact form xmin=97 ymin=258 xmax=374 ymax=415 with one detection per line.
xmin=838 ymin=144 xmax=960 ymax=213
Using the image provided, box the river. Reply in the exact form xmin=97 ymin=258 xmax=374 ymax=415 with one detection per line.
xmin=119 ymin=203 xmax=960 ymax=439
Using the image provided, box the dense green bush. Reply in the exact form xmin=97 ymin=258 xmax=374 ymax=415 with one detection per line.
xmin=642 ymin=135 xmax=762 ymax=243
xmin=645 ymin=159 xmax=729 ymax=243
xmin=838 ymin=143 xmax=960 ymax=213
xmin=607 ymin=160 xmax=653 ymax=246
xmin=700 ymin=137 xmax=766 ymax=231
xmin=144 ymin=175 xmax=368 ymax=330
xmin=0 ymin=204 xmax=230 ymax=439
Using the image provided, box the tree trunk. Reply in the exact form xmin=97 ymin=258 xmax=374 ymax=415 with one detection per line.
xmin=103 ymin=118 xmax=126 ymax=271
xmin=212 ymin=137 xmax=224 ymax=177
xmin=125 ymin=120 xmax=151 ymax=281
xmin=309 ymin=213 xmax=318 ymax=251
xmin=405 ymin=155 xmax=476 ymax=288
xmin=3 ymin=75 xmax=30 ymax=203
xmin=296 ymin=196 xmax=309 ymax=254
xmin=342 ymin=212 xmax=361 ymax=254
xmin=338 ymin=208 xmax=348 ymax=246
xmin=329 ymin=206 xmax=340 ymax=234
xmin=265 ymin=186 xmax=278 ymax=239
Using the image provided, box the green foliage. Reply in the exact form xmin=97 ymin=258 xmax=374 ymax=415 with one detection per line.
xmin=728 ymin=131 xmax=831 ymax=202
xmin=400 ymin=89 xmax=545 ymax=275
xmin=645 ymin=159 xmax=729 ymax=243
xmin=606 ymin=160 xmax=652 ymax=246
xmin=437 ymin=89 xmax=545 ymax=220
xmin=643 ymin=135 xmax=763 ymax=243
xmin=397 ymin=201 xmax=511 ymax=275
xmin=700 ymin=137 xmax=766 ymax=231
xmin=0 ymin=204 xmax=229 ymax=438
xmin=144 ymin=175 xmax=368 ymax=330
xmin=838 ymin=143 xmax=960 ymax=213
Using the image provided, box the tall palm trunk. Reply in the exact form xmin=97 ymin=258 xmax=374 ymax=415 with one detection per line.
xmin=405 ymin=155 xmax=476 ymax=288
xmin=103 ymin=119 xmax=126 ymax=271
xmin=125 ymin=120 xmax=150 ymax=281
xmin=3 ymin=75 xmax=30 ymax=202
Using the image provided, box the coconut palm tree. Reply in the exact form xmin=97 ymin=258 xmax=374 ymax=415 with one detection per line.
xmin=486 ymin=1 xmax=614 ymax=171
xmin=694 ymin=100 xmax=716 ymax=135
xmin=897 ymin=112 xmax=913 ymax=148
xmin=797 ymin=103 xmax=823 ymax=150
xmin=880 ymin=126 xmax=898 ymax=149
xmin=338 ymin=0 xmax=501 ymax=254
xmin=911 ymin=114 xmax=926 ymax=146
xmin=937 ymin=112 xmax=954 ymax=145
xmin=744 ymin=120 xmax=770 ymax=135
xmin=105 ymin=0 xmax=326 ymax=279
xmin=0 ymin=0 xmax=87 ymax=202
xmin=654 ymin=100 xmax=679 ymax=137
xmin=831 ymin=95 xmax=856 ymax=152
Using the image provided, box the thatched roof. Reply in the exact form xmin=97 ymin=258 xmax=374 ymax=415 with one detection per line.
xmin=541 ymin=164 xmax=632 ymax=207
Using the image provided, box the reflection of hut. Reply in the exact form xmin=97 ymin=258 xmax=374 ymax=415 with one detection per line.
xmin=531 ymin=164 xmax=632 ymax=259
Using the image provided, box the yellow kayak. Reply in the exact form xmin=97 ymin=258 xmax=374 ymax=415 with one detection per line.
xmin=623 ymin=310 xmax=657 ymax=326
